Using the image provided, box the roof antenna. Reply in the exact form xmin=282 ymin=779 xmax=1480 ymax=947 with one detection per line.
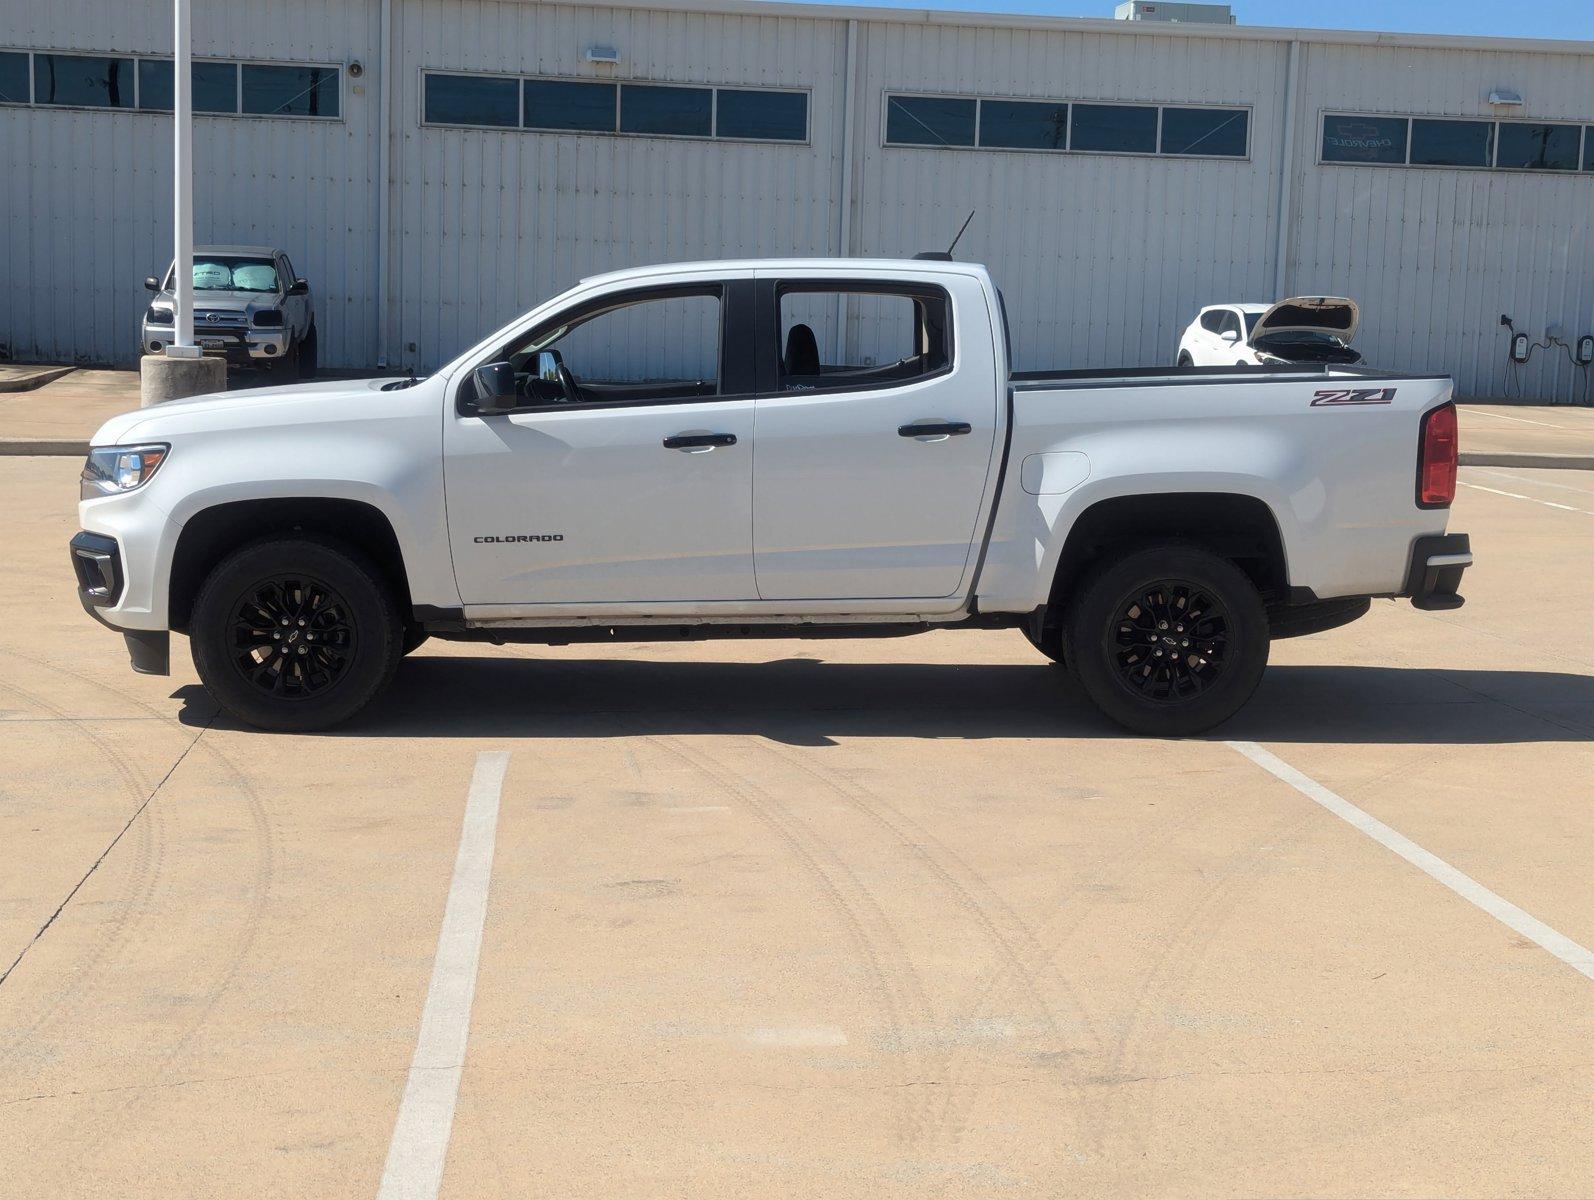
xmin=913 ymin=210 xmax=976 ymax=261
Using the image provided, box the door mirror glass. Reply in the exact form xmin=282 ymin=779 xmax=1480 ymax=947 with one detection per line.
xmin=530 ymin=350 xmax=562 ymax=382
xmin=144 ymin=276 xmax=160 ymax=292
xmin=288 ymin=278 xmax=309 ymax=296
xmin=472 ymin=361 xmax=518 ymax=412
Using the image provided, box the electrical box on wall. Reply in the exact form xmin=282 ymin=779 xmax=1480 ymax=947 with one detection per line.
xmin=1510 ymin=334 xmax=1531 ymax=364
xmin=1577 ymin=336 xmax=1594 ymax=366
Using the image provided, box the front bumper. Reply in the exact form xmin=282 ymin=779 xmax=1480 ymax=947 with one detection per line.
xmin=1402 ymin=532 xmax=1471 ymax=611
xmin=141 ymin=322 xmax=290 ymax=362
xmin=70 ymin=531 xmax=171 ymax=674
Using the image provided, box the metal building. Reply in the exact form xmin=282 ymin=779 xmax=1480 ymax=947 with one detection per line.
xmin=2 ymin=0 xmax=1592 ymax=401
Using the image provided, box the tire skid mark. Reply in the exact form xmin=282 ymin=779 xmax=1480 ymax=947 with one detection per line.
xmin=740 ymin=737 xmax=1106 ymax=1164
xmin=0 ymin=649 xmax=278 ymax=1170
xmin=0 ymin=669 xmax=171 ymax=1049
xmin=628 ymin=726 xmax=940 ymax=1148
xmin=1099 ymin=803 xmax=1318 ymax=1160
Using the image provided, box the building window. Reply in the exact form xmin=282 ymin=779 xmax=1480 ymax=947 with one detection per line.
xmin=1495 ymin=121 xmax=1580 ymax=171
xmin=425 ymin=72 xmax=519 ymax=127
xmin=1161 ymin=106 xmax=1249 ymax=157
xmin=978 ymin=99 xmax=1068 ymax=150
xmin=885 ymin=93 xmax=1247 ymax=159
xmin=715 ymin=88 xmax=807 ymax=142
xmin=241 ymin=63 xmax=338 ymax=118
xmin=0 ymin=51 xmax=28 ymax=104
xmin=421 ymin=71 xmax=807 ymax=144
xmin=886 ymin=95 xmax=975 ymax=147
xmin=524 ymin=79 xmax=616 ymax=132
xmin=1409 ymin=118 xmax=1493 ymax=168
xmin=1070 ymin=103 xmax=1157 ymax=154
xmin=34 ymin=53 xmax=134 ymax=109
xmin=620 ymin=84 xmax=712 ymax=137
xmin=137 ymin=59 xmax=239 ymax=114
xmin=1321 ymin=113 xmax=1409 ymax=164
xmin=1586 ymin=128 xmax=1594 ymax=172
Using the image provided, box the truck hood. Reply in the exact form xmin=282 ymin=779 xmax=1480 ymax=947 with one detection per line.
xmin=152 ymin=288 xmax=284 ymax=314
xmin=90 ymin=376 xmax=414 ymax=445
xmin=1251 ymin=296 xmax=1360 ymax=344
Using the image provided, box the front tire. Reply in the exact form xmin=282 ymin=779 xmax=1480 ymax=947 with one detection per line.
xmin=190 ymin=535 xmax=402 ymax=731
xmin=1064 ymin=543 xmax=1268 ymax=737
xmin=299 ymin=324 xmax=318 ymax=379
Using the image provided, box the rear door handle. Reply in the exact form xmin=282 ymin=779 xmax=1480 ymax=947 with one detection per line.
xmin=898 ymin=421 xmax=972 ymax=439
xmin=663 ymin=432 xmax=737 ymax=451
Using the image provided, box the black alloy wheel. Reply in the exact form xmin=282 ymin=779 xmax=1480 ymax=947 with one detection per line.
xmin=227 ymin=574 xmax=357 ymax=699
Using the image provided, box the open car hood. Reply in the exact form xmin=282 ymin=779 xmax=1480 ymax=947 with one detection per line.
xmin=1252 ymin=296 xmax=1360 ymax=344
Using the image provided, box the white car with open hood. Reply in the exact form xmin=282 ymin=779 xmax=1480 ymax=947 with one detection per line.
xmin=73 ymin=258 xmax=1466 ymax=737
xmin=1178 ymin=297 xmax=1363 ymax=367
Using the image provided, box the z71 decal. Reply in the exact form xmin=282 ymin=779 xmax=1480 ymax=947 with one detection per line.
xmin=1311 ymin=387 xmax=1396 ymax=407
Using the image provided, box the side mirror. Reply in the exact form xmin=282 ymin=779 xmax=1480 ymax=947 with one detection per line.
xmin=1220 ymin=329 xmax=1240 ymax=343
xmin=288 ymin=278 xmax=309 ymax=296
xmin=530 ymin=350 xmax=562 ymax=383
xmin=471 ymin=361 xmax=518 ymax=413
xmin=144 ymin=276 xmax=160 ymax=292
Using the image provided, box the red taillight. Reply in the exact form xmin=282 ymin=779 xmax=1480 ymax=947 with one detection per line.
xmin=1418 ymin=402 xmax=1458 ymax=508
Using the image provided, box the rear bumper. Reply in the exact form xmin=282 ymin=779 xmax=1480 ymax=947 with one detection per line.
xmin=1402 ymin=532 xmax=1471 ymax=611
xmin=70 ymin=531 xmax=171 ymax=675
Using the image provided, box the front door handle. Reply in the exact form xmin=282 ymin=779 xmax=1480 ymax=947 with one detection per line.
xmin=663 ymin=432 xmax=737 ymax=451
xmin=898 ymin=421 xmax=972 ymax=439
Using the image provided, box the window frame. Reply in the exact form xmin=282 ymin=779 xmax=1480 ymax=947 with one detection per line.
xmin=1319 ymin=109 xmax=1593 ymax=177
xmin=760 ymin=279 xmax=958 ymax=399
xmin=882 ymin=90 xmax=1250 ymax=161
xmin=419 ymin=69 xmax=810 ymax=146
xmin=455 ymin=281 xmax=754 ymax=417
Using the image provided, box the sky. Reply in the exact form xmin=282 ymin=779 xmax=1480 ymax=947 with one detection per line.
xmin=794 ymin=0 xmax=1594 ymax=41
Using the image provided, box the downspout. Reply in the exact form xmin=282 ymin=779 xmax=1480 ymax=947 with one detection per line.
xmin=1272 ymin=38 xmax=1300 ymax=302
xmin=375 ymin=0 xmax=393 ymax=368
xmin=834 ymin=18 xmax=857 ymax=360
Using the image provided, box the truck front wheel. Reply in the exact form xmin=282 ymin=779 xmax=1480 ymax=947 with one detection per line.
xmin=189 ymin=535 xmax=403 ymax=731
xmin=1064 ymin=543 xmax=1268 ymax=737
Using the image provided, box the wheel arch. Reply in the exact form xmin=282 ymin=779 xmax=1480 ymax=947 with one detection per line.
xmin=1042 ymin=491 xmax=1291 ymax=628
xmin=168 ymin=497 xmax=412 ymax=633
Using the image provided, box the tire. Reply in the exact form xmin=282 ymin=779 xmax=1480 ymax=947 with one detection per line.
xmin=1063 ymin=543 xmax=1269 ymax=737
xmin=1177 ymin=352 xmax=1193 ymax=368
xmin=277 ymin=338 xmax=301 ymax=382
xmin=189 ymin=535 xmax=403 ymax=731
xmin=299 ymin=323 xmax=318 ymax=379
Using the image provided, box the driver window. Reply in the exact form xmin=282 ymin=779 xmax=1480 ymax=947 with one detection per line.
xmin=775 ymin=286 xmax=951 ymax=393
xmin=509 ymin=291 xmax=721 ymax=406
xmin=1218 ymin=311 xmax=1242 ymax=339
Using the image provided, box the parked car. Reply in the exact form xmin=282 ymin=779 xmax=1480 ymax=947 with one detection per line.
xmin=1178 ymin=298 xmax=1363 ymax=367
xmin=76 ymin=257 xmax=1466 ymax=736
xmin=141 ymin=245 xmax=317 ymax=376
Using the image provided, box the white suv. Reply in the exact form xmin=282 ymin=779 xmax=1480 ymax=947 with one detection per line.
xmin=1178 ymin=298 xmax=1362 ymax=367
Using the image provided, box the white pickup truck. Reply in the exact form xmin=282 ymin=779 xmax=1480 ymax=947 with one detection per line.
xmin=73 ymin=257 xmax=1470 ymax=735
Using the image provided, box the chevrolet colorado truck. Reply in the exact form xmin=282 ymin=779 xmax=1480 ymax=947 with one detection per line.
xmin=73 ymin=257 xmax=1469 ymax=735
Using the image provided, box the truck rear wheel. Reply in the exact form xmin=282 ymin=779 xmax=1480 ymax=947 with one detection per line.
xmin=189 ymin=535 xmax=403 ymax=731
xmin=1064 ymin=543 xmax=1268 ymax=737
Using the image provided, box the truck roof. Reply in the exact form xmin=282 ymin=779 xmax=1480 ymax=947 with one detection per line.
xmin=578 ymin=257 xmax=993 ymax=286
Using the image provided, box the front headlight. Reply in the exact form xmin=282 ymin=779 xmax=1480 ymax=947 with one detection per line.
xmin=81 ymin=444 xmax=170 ymax=499
xmin=146 ymin=306 xmax=174 ymax=325
xmin=252 ymin=308 xmax=284 ymax=328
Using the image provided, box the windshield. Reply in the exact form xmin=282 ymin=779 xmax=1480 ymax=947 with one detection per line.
xmin=170 ymin=256 xmax=281 ymax=293
xmin=1243 ymin=312 xmax=1262 ymax=336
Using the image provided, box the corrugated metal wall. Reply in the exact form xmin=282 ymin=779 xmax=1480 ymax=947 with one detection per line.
xmin=1 ymin=0 xmax=1591 ymax=401
xmin=0 ymin=0 xmax=382 ymax=368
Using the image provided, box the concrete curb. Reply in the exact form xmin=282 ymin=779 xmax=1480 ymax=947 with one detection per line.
xmin=0 ymin=366 xmax=76 ymax=393
xmin=1459 ymin=452 xmax=1594 ymax=471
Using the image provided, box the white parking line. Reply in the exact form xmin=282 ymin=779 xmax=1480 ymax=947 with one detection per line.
xmin=1228 ymin=742 xmax=1594 ymax=982
xmin=376 ymin=751 xmax=511 ymax=1200
xmin=1471 ymin=467 xmax=1594 ymax=498
xmin=1459 ymin=481 xmax=1594 ymax=517
xmin=1463 ymin=408 xmax=1567 ymax=428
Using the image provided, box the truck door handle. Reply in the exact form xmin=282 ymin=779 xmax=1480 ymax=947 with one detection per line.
xmin=898 ymin=421 xmax=972 ymax=439
xmin=663 ymin=432 xmax=737 ymax=451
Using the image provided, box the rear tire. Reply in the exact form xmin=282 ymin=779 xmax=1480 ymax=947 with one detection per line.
xmin=190 ymin=535 xmax=402 ymax=731
xmin=1177 ymin=352 xmax=1193 ymax=368
xmin=1064 ymin=543 xmax=1268 ymax=737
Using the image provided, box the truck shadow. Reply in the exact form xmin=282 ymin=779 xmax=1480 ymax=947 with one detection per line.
xmin=174 ymin=657 xmax=1593 ymax=745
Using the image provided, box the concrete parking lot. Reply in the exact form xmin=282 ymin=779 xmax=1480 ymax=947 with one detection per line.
xmin=2 ymin=453 xmax=1593 ymax=1197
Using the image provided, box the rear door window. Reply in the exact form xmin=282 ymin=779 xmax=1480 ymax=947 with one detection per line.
xmin=774 ymin=286 xmax=952 ymax=393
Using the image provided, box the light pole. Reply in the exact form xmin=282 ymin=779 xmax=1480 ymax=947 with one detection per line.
xmin=140 ymin=0 xmax=225 ymax=403
xmin=168 ymin=0 xmax=198 ymax=359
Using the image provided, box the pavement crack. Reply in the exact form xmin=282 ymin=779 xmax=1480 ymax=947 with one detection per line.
xmin=0 ymin=711 xmax=215 ymax=992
